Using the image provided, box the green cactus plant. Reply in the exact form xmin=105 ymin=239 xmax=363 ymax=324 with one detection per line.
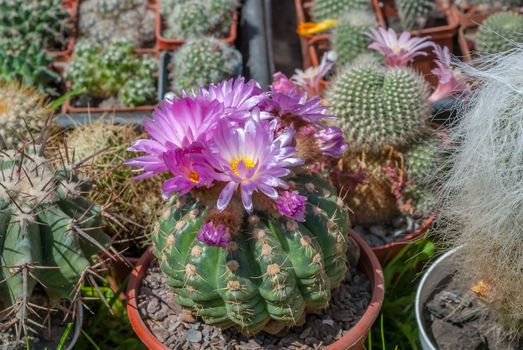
xmin=394 ymin=0 xmax=435 ymax=31
xmin=66 ymin=40 xmax=157 ymax=107
xmin=331 ymin=10 xmax=377 ymax=67
xmin=152 ymin=173 xmax=350 ymax=335
xmin=78 ymin=0 xmax=155 ymax=47
xmin=171 ymin=36 xmax=242 ymax=93
xmin=476 ymin=11 xmax=523 ymax=55
xmin=0 ymin=81 xmax=53 ymax=148
xmin=163 ymin=0 xmax=237 ymax=39
xmin=0 ymin=140 xmax=111 ymax=335
xmin=311 ymin=0 xmax=371 ymax=22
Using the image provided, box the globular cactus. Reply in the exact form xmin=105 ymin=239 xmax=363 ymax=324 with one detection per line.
xmin=311 ymin=0 xmax=371 ymax=22
xmin=331 ymin=10 xmax=377 ymax=67
xmin=476 ymin=11 xmax=523 ymax=56
xmin=0 ymin=140 xmax=111 ymax=334
xmin=171 ymin=37 xmax=242 ymax=93
xmin=394 ymin=0 xmax=435 ymax=31
xmin=163 ymin=0 xmax=237 ymax=39
xmin=78 ymin=0 xmax=155 ymax=47
xmin=66 ymin=40 xmax=157 ymax=107
xmin=328 ymin=63 xmax=431 ymax=150
xmin=0 ymin=81 xmax=53 ymax=147
xmin=0 ymin=37 xmax=61 ymax=95
xmin=152 ymin=174 xmax=350 ymax=335
xmin=0 ymin=0 xmax=71 ymax=51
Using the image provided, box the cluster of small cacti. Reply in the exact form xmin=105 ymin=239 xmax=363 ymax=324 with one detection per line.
xmin=66 ymin=40 xmax=157 ymax=107
xmin=0 ymin=139 xmax=111 ymax=334
xmin=311 ymin=0 xmax=371 ymax=22
xmin=394 ymin=0 xmax=435 ymax=30
xmin=171 ymin=37 xmax=242 ymax=92
xmin=163 ymin=0 xmax=238 ymax=39
xmin=0 ymin=81 xmax=53 ymax=148
xmin=476 ymin=11 xmax=523 ymax=55
xmin=79 ymin=0 xmax=155 ymax=47
xmin=331 ymin=10 xmax=378 ymax=67
xmin=328 ymin=62 xmax=439 ymax=223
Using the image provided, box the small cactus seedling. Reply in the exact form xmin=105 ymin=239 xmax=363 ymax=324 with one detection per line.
xmin=476 ymin=11 xmax=523 ymax=56
xmin=0 ymin=135 xmax=112 ymax=338
xmin=312 ymin=0 xmax=371 ymax=22
xmin=127 ymin=77 xmax=353 ymax=335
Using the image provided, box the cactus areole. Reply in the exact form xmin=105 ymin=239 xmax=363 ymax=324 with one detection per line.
xmin=126 ymin=77 xmax=352 ymax=335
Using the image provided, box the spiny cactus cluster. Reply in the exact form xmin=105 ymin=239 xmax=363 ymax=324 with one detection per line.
xmin=153 ymin=174 xmax=350 ymax=334
xmin=66 ymin=40 xmax=157 ymax=107
xmin=311 ymin=0 xmax=371 ymax=22
xmin=0 ymin=81 xmax=53 ymax=148
xmin=171 ymin=37 xmax=242 ymax=92
xmin=331 ymin=10 xmax=377 ymax=67
xmin=395 ymin=0 xmax=435 ymax=30
xmin=163 ymin=0 xmax=238 ymax=39
xmin=79 ymin=0 xmax=155 ymax=47
xmin=476 ymin=11 xmax=523 ymax=55
xmin=0 ymin=140 xmax=111 ymax=335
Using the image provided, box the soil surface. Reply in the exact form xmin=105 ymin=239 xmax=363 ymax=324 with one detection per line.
xmin=138 ymin=261 xmax=372 ymax=349
xmin=424 ymin=278 xmax=523 ymax=350
xmin=352 ymin=214 xmax=421 ymax=247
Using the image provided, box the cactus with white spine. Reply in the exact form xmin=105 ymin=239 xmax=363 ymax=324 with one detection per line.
xmin=394 ymin=0 xmax=435 ymax=31
xmin=476 ymin=12 xmax=523 ymax=56
xmin=312 ymin=0 xmax=371 ymax=22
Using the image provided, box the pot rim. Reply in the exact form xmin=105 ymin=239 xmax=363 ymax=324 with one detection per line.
xmin=415 ymin=247 xmax=459 ymax=350
xmin=127 ymin=230 xmax=384 ymax=350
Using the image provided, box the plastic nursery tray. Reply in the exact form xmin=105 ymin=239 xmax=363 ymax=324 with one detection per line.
xmin=155 ymin=2 xmax=238 ymax=50
xmin=46 ymin=0 xmax=79 ymax=62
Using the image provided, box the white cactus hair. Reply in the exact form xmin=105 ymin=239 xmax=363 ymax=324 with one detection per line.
xmin=437 ymin=45 xmax=523 ymax=338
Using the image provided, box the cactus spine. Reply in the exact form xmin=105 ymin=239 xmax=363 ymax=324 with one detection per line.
xmin=476 ymin=12 xmax=523 ymax=55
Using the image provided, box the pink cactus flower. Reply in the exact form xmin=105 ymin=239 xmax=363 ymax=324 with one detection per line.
xmin=275 ymin=190 xmax=308 ymax=221
xmin=315 ymin=126 xmax=348 ymax=158
xmin=428 ymin=45 xmax=467 ymax=104
xmin=197 ymin=222 xmax=231 ymax=247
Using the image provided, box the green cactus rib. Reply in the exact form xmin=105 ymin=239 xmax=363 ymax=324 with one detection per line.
xmin=312 ymin=0 xmax=371 ymax=22
xmin=152 ymin=173 xmax=350 ymax=334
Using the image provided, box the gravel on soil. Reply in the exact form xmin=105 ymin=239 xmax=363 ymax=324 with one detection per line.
xmin=352 ymin=214 xmax=422 ymax=247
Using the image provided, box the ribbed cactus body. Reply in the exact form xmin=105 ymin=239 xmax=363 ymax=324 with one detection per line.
xmin=328 ymin=63 xmax=430 ymax=150
xmin=312 ymin=0 xmax=371 ymax=22
xmin=331 ymin=10 xmax=377 ymax=67
xmin=394 ymin=0 xmax=435 ymax=31
xmin=477 ymin=12 xmax=523 ymax=55
xmin=152 ymin=173 xmax=350 ymax=335
xmin=171 ymin=37 xmax=242 ymax=93
xmin=0 ymin=146 xmax=111 ymax=322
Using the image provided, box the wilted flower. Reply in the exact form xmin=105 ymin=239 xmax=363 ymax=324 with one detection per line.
xmin=206 ymin=115 xmax=303 ymax=212
xmin=197 ymin=222 xmax=231 ymax=247
xmin=366 ymin=27 xmax=433 ymax=67
xmin=275 ymin=190 xmax=308 ymax=221
xmin=315 ymin=126 xmax=347 ymax=158
xmin=428 ymin=45 xmax=467 ymax=104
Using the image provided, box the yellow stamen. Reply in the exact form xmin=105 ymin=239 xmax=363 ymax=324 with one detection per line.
xmin=188 ymin=171 xmax=199 ymax=183
xmin=297 ymin=19 xmax=337 ymax=36
xmin=0 ymin=103 xmax=7 ymax=115
xmin=231 ymin=157 xmax=256 ymax=177
xmin=470 ymin=280 xmax=490 ymax=298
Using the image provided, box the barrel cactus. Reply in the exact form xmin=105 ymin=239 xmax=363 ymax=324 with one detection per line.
xmin=171 ymin=37 xmax=242 ymax=93
xmin=477 ymin=11 xmax=523 ymax=55
xmin=331 ymin=10 xmax=377 ymax=67
xmin=395 ymin=0 xmax=435 ymax=31
xmin=0 ymin=139 xmax=111 ymax=334
xmin=127 ymin=77 xmax=353 ymax=335
xmin=311 ymin=0 xmax=371 ymax=22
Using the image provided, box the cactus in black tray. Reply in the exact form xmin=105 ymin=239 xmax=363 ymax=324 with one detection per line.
xmin=126 ymin=77 xmax=354 ymax=335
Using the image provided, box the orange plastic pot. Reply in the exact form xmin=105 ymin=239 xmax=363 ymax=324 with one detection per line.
xmin=458 ymin=24 xmax=476 ymax=63
xmin=155 ymin=4 xmax=238 ymax=50
xmin=127 ymin=230 xmax=384 ymax=350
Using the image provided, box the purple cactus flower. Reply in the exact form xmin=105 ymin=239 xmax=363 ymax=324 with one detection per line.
xmin=366 ymin=27 xmax=433 ymax=67
xmin=125 ymin=97 xmax=224 ymax=179
xmin=206 ymin=115 xmax=303 ymax=213
xmin=268 ymin=91 xmax=335 ymax=125
xmin=197 ymin=222 xmax=231 ymax=248
xmin=275 ymin=190 xmax=308 ymax=222
xmin=291 ymin=51 xmax=335 ymax=97
xmin=199 ymin=77 xmax=266 ymax=113
xmin=428 ymin=45 xmax=468 ymax=104
xmin=271 ymin=72 xmax=297 ymax=93
xmin=315 ymin=126 xmax=348 ymax=158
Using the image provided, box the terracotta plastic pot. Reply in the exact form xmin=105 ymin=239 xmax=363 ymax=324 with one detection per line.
xmin=105 ymin=256 xmax=141 ymax=301
xmin=46 ymin=0 xmax=79 ymax=62
xmin=127 ymin=230 xmax=385 ymax=350
xmin=372 ymin=214 xmax=436 ymax=265
xmin=458 ymin=24 xmax=475 ymax=63
xmin=294 ymin=0 xmax=315 ymax=68
xmin=155 ymin=4 xmax=238 ymax=50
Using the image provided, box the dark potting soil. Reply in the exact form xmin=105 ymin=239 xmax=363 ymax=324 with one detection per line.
xmin=138 ymin=262 xmax=372 ymax=349
xmin=424 ymin=278 xmax=523 ymax=350
xmin=0 ymin=296 xmax=76 ymax=350
xmin=352 ymin=214 xmax=421 ymax=247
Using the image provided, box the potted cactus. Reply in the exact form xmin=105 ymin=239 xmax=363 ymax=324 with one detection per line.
xmin=156 ymin=0 xmax=239 ymax=50
xmin=125 ymin=77 xmax=384 ymax=348
xmin=416 ymin=47 xmax=523 ymax=350
xmin=454 ymin=0 xmax=521 ymax=26
xmin=0 ymin=133 xmax=113 ymax=348
xmin=63 ymin=39 xmax=159 ymax=114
